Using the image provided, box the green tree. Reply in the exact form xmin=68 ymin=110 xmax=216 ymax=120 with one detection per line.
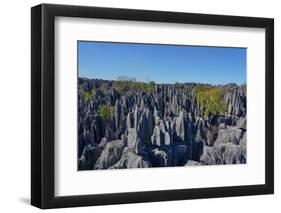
xmin=113 ymin=80 xmax=156 ymax=93
xmin=195 ymin=85 xmax=227 ymax=118
xmin=147 ymin=81 xmax=156 ymax=91
xmin=83 ymin=91 xmax=92 ymax=102
xmin=80 ymin=85 xmax=96 ymax=102
xmin=97 ymin=104 xmax=114 ymax=121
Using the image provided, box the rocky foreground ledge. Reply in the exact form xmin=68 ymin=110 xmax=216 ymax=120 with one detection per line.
xmin=78 ymin=78 xmax=246 ymax=170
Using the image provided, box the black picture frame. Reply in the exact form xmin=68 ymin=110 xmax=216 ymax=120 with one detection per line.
xmin=31 ymin=3 xmax=274 ymax=209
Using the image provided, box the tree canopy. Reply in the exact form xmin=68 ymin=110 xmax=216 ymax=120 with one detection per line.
xmin=195 ymin=85 xmax=227 ymax=118
xmin=97 ymin=104 xmax=114 ymax=121
xmin=112 ymin=80 xmax=155 ymax=93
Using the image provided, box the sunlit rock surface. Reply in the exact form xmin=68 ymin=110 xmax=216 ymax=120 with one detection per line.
xmin=78 ymin=78 xmax=247 ymax=170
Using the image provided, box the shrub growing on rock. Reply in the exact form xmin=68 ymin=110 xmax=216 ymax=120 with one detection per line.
xmin=97 ymin=104 xmax=114 ymax=121
xmin=195 ymin=85 xmax=227 ymax=118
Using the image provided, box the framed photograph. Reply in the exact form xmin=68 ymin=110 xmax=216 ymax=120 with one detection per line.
xmin=31 ymin=4 xmax=274 ymax=209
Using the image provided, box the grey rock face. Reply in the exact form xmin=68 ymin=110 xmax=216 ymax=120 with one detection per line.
xmin=79 ymin=143 xmax=102 ymax=170
xmin=239 ymin=132 xmax=247 ymax=147
xmin=98 ymin=137 xmax=108 ymax=149
xmin=200 ymin=143 xmax=246 ymax=165
xmin=194 ymin=118 xmax=206 ymax=144
xmin=133 ymin=106 xmax=140 ymax=128
xmin=151 ymin=119 xmax=172 ymax=147
xmin=151 ymin=126 xmax=162 ymax=146
xmin=127 ymin=128 xmax=142 ymax=154
xmin=237 ymin=116 xmax=247 ymax=130
xmin=110 ymin=148 xmax=151 ymax=169
xmin=126 ymin=112 xmax=133 ymax=129
xmin=78 ymin=78 xmax=247 ymax=170
xmin=215 ymin=126 xmax=243 ymax=145
xmin=174 ymin=111 xmax=185 ymax=142
xmin=138 ymin=108 xmax=153 ymax=143
xmin=164 ymin=132 xmax=171 ymax=146
xmin=94 ymin=140 xmax=125 ymax=169
xmin=225 ymin=88 xmax=246 ymax=117
xmin=114 ymin=99 xmax=121 ymax=130
xmin=185 ymin=160 xmax=203 ymax=166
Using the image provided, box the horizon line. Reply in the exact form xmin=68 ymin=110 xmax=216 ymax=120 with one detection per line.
xmin=78 ymin=76 xmax=246 ymax=86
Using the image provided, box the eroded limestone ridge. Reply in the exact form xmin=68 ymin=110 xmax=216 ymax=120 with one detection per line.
xmin=78 ymin=78 xmax=247 ymax=170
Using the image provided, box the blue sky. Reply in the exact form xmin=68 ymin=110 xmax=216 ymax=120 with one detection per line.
xmin=78 ymin=41 xmax=246 ymax=85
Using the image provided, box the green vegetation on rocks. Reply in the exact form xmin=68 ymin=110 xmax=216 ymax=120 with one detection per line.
xmin=83 ymin=91 xmax=93 ymax=102
xmin=195 ymin=85 xmax=227 ymax=118
xmin=112 ymin=80 xmax=156 ymax=93
xmin=97 ymin=104 xmax=114 ymax=121
xmin=78 ymin=78 xmax=247 ymax=170
xmin=80 ymin=86 xmax=96 ymax=102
